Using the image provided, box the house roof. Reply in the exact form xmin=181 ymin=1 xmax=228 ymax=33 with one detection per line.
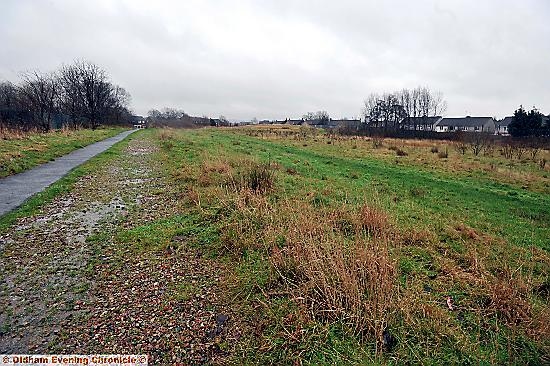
xmin=305 ymin=119 xmax=326 ymax=125
xmin=329 ymin=119 xmax=361 ymax=123
xmin=498 ymin=117 xmax=513 ymax=126
xmin=402 ymin=116 xmax=442 ymax=125
xmin=327 ymin=119 xmax=360 ymax=126
xmin=436 ymin=117 xmax=494 ymax=127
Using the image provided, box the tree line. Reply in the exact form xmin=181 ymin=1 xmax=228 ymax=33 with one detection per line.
xmin=362 ymin=86 xmax=447 ymax=130
xmin=0 ymin=61 xmax=132 ymax=131
xmin=146 ymin=107 xmax=212 ymax=128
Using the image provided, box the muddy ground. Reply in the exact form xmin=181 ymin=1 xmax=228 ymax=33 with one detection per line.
xmin=0 ymin=134 xmax=235 ymax=365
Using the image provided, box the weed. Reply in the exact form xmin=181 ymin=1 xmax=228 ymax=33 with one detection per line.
xmin=286 ymin=167 xmax=298 ymax=175
xmin=372 ymin=137 xmax=383 ymax=149
xmin=395 ymin=148 xmax=408 ymax=156
xmin=245 ymin=163 xmax=275 ymax=193
xmin=224 ymin=162 xmax=275 ymax=193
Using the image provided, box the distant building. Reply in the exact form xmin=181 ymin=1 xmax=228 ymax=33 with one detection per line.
xmin=286 ymin=119 xmax=304 ymax=125
xmin=303 ymin=119 xmax=325 ymax=127
xmin=209 ymin=118 xmax=222 ymax=126
xmin=326 ymin=119 xmax=362 ymax=130
xmin=131 ymin=115 xmax=146 ymax=129
xmin=434 ymin=116 xmax=495 ymax=133
xmin=495 ymin=117 xmax=513 ymax=135
xmin=401 ymin=116 xmax=443 ymax=131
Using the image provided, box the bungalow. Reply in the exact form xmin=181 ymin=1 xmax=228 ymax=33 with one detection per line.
xmin=131 ymin=115 xmax=146 ymax=129
xmin=434 ymin=116 xmax=495 ymax=133
xmin=326 ymin=119 xmax=362 ymax=130
xmin=303 ymin=119 xmax=325 ymax=127
xmin=495 ymin=117 xmax=512 ymax=135
xmin=401 ymin=116 xmax=443 ymax=131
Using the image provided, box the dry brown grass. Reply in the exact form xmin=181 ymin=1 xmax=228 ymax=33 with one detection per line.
xmin=223 ymin=161 xmax=276 ymax=194
xmin=267 ymin=203 xmax=397 ymax=352
xmin=0 ymin=127 xmax=39 ymax=140
xmin=197 ymin=160 xmax=232 ymax=187
xmin=434 ymin=227 xmax=550 ymax=342
xmin=209 ymin=183 xmax=399 ymax=352
xmin=0 ymin=126 xmax=79 ymax=140
xmin=157 ymin=127 xmax=175 ymax=141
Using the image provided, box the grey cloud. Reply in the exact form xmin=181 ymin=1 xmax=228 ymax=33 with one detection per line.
xmin=1 ymin=0 xmax=549 ymax=120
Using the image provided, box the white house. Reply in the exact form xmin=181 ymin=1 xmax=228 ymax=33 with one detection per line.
xmin=495 ymin=117 xmax=512 ymax=136
xmin=434 ymin=117 xmax=495 ymax=133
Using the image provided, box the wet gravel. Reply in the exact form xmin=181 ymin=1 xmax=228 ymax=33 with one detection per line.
xmin=0 ymin=135 xmax=235 ymax=365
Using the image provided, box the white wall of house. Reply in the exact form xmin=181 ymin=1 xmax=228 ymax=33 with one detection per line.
xmin=435 ymin=124 xmax=494 ymax=133
xmin=495 ymin=125 xmax=509 ymax=135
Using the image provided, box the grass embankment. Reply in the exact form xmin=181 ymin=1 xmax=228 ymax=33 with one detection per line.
xmin=139 ymin=127 xmax=549 ymax=364
xmin=0 ymin=129 xmax=139 ymax=233
xmin=0 ymin=127 xmax=127 ymax=178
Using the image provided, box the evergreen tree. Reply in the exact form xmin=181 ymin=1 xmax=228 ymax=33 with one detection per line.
xmin=509 ymin=106 xmax=544 ymax=137
xmin=508 ymin=106 xmax=527 ymax=137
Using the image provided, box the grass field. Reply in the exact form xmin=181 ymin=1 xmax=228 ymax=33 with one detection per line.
xmin=130 ymin=126 xmax=549 ymax=364
xmin=3 ymin=126 xmax=547 ymax=364
xmin=0 ymin=127 xmax=127 ymax=178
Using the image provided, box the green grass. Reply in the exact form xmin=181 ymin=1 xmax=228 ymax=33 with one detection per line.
xmin=155 ymin=127 xmax=549 ymax=365
xmin=0 ymin=126 xmax=127 ymax=178
xmin=0 ymin=130 xmax=139 ymax=234
xmin=175 ymin=129 xmax=549 ymax=250
xmin=2 ymin=126 xmax=547 ymax=364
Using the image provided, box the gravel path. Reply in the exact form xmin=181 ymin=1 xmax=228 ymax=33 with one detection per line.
xmin=0 ymin=134 xmax=235 ymax=365
xmin=0 ymin=129 xmax=136 ymax=216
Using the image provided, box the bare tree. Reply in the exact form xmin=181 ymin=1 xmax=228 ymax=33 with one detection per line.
xmin=59 ymin=64 xmax=84 ymax=128
xmin=454 ymin=132 xmax=468 ymax=155
xmin=431 ymin=90 xmax=448 ymax=116
xmin=148 ymin=109 xmax=162 ymax=119
xmin=0 ymin=81 xmax=24 ymax=129
xmin=1 ymin=61 xmax=132 ymax=131
xmin=303 ymin=111 xmax=330 ymax=124
xmin=468 ymin=133 xmax=490 ymax=156
xmin=74 ymin=61 xmax=116 ymax=129
xmin=364 ymin=86 xmax=446 ymax=132
xmin=19 ymin=71 xmax=59 ymax=131
xmin=364 ymin=93 xmax=406 ymax=130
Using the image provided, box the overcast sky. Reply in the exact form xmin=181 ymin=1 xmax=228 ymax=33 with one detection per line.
xmin=1 ymin=0 xmax=549 ymax=120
